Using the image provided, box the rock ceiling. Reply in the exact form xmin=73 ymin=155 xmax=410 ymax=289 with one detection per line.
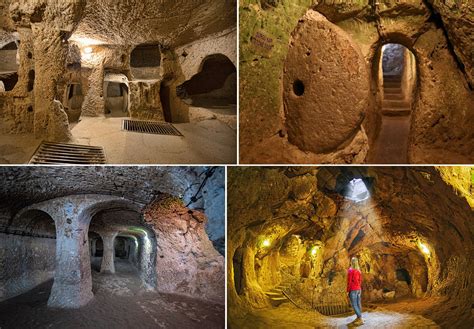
xmin=0 ymin=0 xmax=237 ymax=47
xmin=0 ymin=166 xmax=207 ymax=211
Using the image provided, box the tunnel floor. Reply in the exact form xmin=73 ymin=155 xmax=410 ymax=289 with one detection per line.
xmin=90 ymin=258 xmax=146 ymax=296
xmin=0 ymin=260 xmax=224 ymax=329
xmin=0 ymin=114 xmax=236 ymax=164
xmin=232 ymin=303 xmax=439 ymax=329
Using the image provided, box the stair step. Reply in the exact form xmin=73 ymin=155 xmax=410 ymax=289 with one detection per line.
xmin=383 ymin=100 xmax=410 ymax=108
xmin=382 ymin=108 xmax=411 ymax=116
xmin=270 ymin=296 xmax=288 ymax=301
xmin=383 ymin=75 xmax=402 ymax=82
xmin=384 ymin=87 xmax=402 ymax=94
xmin=384 ymin=82 xmax=402 ymax=88
xmin=384 ymin=94 xmax=404 ymax=100
xmin=265 ymin=291 xmax=283 ymax=296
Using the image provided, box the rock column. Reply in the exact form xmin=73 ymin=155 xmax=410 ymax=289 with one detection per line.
xmin=47 ymin=202 xmax=93 ymax=308
xmin=100 ymin=232 xmax=118 ymax=274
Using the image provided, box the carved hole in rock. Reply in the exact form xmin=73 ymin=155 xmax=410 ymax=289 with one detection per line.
xmin=159 ymin=83 xmax=173 ymax=122
xmin=130 ymin=44 xmax=161 ymax=80
xmin=104 ymin=81 xmax=129 ymax=117
xmin=228 ymin=167 xmax=472 ymax=327
xmin=27 ymin=70 xmax=35 ymax=92
xmin=0 ymin=209 xmax=56 ymax=301
xmin=369 ymin=43 xmax=418 ymax=164
xmin=64 ymin=83 xmax=84 ymax=123
xmin=293 ymin=79 xmax=304 ymax=96
xmin=178 ymin=54 xmax=237 ymax=109
xmin=0 ymin=41 xmax=19 ymax=92
xmin=233 ymin=247 xmax=244 ymax=295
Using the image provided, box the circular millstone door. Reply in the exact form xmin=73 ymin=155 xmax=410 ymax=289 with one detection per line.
xmin=283 ymin=10 xmax=369 ymax=154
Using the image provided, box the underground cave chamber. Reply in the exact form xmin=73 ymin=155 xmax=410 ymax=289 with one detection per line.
xmin=0 ymin=166 xmax=225 ymax=328
xmin=239 ymin=2 xmax=474 ymax=164
xmin=228 ymin=166 xmax=474 ymax=328
xmin=0 ymin=0 xmax=237 ymax=164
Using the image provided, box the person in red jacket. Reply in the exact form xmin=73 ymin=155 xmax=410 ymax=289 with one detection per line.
xmin=347 ymin=257 xmax=364 ymax=325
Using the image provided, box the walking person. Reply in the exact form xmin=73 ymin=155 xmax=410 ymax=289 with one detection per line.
xmin=347 ymin=257 xmax=364 ymax=326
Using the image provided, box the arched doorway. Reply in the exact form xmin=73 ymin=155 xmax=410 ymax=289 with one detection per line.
xmin=89 ymin=207 xmax=158 ymax=293
xmin=104 ymin=73 xmax=130 ymax=117
xmin=370 ymin=43 xmax=417 ymax=164
xmin=178 ymin=54 xmax=237 ymax=109
xmin=0 ymin=209 xmax=56 ymax=301
xmin=0 ymin=41 xmax=19 ymax=92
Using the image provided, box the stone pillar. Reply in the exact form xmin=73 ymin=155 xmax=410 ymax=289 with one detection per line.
xmin=47 ymin=210 xmax=93 ymax=308
xmin=9 ymin=0 xmax=85 ymax=140
xmin=100 ymin=232 xmax=118 ymax=274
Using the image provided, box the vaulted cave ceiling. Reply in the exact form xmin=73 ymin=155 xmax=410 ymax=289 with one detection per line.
xmin=1 ymin=0 xmax=237 ymax=48
xmin=0 ymin=166 xmax=208 ymax=212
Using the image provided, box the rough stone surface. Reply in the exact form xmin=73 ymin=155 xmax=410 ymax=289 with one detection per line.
xmin=0 ymin=167 xmax=225 ymax=307
xmin=284 ymin=10 xmax=369 ymax=154
xmin=0 ymin=1 xmax=237 ymax=152
xmin=144 ymin=196 xmax=225 ymax=304
xmin=239 ymin=0 xmax=474 ymax=164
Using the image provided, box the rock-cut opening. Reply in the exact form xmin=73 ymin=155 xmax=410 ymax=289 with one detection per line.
xmin=293 ymin=79 xmax=304 ymax=96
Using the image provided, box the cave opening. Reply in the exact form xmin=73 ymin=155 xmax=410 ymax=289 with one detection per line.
xmin=370 ymin=43 xmax=418 ymax=164
xmin=0 ymin=209 xmax=57 ymax=301
xmin=89 ymin=207 xmax=158 ymax=292
xmin=179 ymin=54 xmax=237 ymax=110
xmin=0 ymin=41 xmax=19 ymax=92
xmin=104 ymin=74 xmax=130 ymax=117
xmin=64 ymin=83 xmax=84 ymax=123
xmin=228 ymin=166 xmax=473 ymax=328
xmin=130 ymin=44 xmax=161 ymax=80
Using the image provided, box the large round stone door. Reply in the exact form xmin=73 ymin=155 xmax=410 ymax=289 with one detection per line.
xmin=283 ymin=10 xmax=369 ymax=154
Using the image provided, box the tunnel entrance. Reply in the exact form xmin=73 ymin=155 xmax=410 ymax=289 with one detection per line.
xmin=0 ymin=41 xmax=19 ymax=92
xmin=89 ymin=206 xmax=158 ymax=293
xmin=178 ymin=54 xmax=237 ymax=109
xmin=370 ymin=43 xmax=417 ymax=164
xmin=64 ymin=83 xmax=84 ymax=123
xmin=0 ymin=209 xmax=56 ymax=302
xmin=104 ymin=73 xmax=130 ymax=117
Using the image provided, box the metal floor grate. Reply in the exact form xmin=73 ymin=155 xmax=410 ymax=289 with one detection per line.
xmin=122 ymin=119 xmax=182 ymax=136
xmin=314 ymin=303 xmax=352 ymax=316
xmin=30 ymin=142 xmax=106 ymax=164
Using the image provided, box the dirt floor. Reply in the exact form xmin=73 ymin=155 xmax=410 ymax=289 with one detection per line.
xmin=230 ymin=302 xmax=443 ymax=329
xmin=0 ymin=259 xmax=224 ymax=329
xmin=0 ymin=112 xmax=236 ymax=164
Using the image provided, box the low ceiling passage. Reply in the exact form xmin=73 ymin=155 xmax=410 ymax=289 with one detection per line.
xmin=227 ymin=166 xmax=474 ymax=328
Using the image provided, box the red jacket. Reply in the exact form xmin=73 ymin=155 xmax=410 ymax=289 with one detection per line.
xmin=347 ymin=267 xmax=362 ymax=292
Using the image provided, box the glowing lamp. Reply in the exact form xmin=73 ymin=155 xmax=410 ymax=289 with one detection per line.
xmin=310 ymin=246 xmax=319 ymax=256
xmin=418 ymin=242 xmax=430 ymax=256
xmin=261 ymin=239 xmax=271 ymax=248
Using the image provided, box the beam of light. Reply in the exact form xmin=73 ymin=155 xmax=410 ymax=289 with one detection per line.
xmin=345 ymin=178 xmax=370 ymax=202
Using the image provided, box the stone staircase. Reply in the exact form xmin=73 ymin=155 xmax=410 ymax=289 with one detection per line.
xmin=370 ymin=75 xmax=411 ymax=164
xmin=382 ymin=75 xmax=411 ymax=116
xmin=264 ymin=282 xmax=291 ymax=307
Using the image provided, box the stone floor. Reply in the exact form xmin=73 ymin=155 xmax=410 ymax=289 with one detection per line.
xmin=231 ymin=303 xmax=440 ymax=329
xmin=0 ymin=259 xmax=224 ymax=329
xmin=0 ymin=112 xmax=237 ymax=164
